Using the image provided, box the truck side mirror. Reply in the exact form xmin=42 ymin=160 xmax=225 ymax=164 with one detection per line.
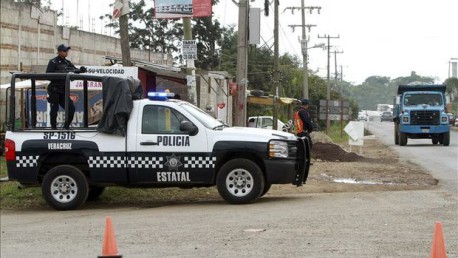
xmin=180 ymin=121 xmax=198 ymax=136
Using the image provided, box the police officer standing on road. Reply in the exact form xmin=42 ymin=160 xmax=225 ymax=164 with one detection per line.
xmin=294 ymin=99 xmax=314 ymax=148
xmin=46 ymin=44 xmax=86 ymax=129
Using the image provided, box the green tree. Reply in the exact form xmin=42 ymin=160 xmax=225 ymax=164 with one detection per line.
xmin=346 ymin=72 xmax=436 ymax=111
xmin=101 ymin=0 xmax=225 ymax=68
xmin=444 ymin=77 xmax=458 ymax=103
xmin=193 ymin=16 xmax=224 ymax=70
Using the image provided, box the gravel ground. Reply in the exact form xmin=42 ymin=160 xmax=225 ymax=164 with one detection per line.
xmin=267 ymin=133 xmax=438 ymax=197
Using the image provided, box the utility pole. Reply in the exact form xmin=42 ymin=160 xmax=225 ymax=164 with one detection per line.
xmin=284 ymin=4 xmax=321 ymax=99
xmin=235 ymin=0 xmax=248 ymax=126
xmin=183 ymin=17 xmax=197 ymax=105
xmin=272 ymin=0 xmax=280 ymax=130
xmin=340 ymin=65 xmax=343 ymax=82
xmin=119 ymin=0 xmax=131 ymax=66
xmin=333 ymin=49 xmax=344 ymax=94
xmin=318 ymin=34 xmax=339 ymax=133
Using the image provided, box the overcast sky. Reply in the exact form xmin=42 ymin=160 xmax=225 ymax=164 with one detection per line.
xmin=51 ymin=0 xmax=457 ymax=85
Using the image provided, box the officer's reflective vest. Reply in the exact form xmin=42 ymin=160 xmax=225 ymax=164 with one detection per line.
xmin=294 ymin=111 xmax=303 ymax=135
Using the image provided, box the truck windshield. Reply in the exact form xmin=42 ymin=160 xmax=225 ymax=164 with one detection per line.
xmin=179 ymin=102 xmax=224 ymax=129
xmin=404 ymin=94 xmax=442 ymax=106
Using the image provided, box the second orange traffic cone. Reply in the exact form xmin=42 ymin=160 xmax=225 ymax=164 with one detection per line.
xmin=430 ymin=221 xmax=447 ymax=258
xmin=98 ymin=216 xmax=122 ymax=258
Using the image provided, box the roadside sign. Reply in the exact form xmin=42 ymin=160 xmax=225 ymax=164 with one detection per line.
xmin=319 ymin=99 xmax=350 ymax=121
xmin=344 ymin=121 xmax=364 ymax=146
xmin=182 ymin=40 xmax=197 ymax=60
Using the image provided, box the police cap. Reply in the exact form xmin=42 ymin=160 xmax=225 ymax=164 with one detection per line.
xmin=57 ymin=44 xmax=71 ymax=52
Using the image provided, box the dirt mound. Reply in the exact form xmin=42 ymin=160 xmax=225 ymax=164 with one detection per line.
xmin=312 ymin=142 xmax=369 ymax=162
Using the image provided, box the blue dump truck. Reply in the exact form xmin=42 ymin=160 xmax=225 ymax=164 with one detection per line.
xmin=393 ymin=84 xmax=450 ymax=146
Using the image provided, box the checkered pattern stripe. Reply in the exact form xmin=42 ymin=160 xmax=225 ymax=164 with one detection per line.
xmin=88 ymin=156 xmax=127 ymax=168
xmin=127 ymin=156 xmax=163 ymax=169
xmin=88 ymin=156 xmax=164 ymax=169
xmin=184 ymin=156 xmax=216 ymax=169
xmin=16 ymin=156 xmax=39 ymax=168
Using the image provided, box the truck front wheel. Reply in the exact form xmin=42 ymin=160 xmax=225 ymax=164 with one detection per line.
xmin=42 ymin=165 xmax=89 ymax=210
xmin=399 ymin=132 xmax=408 ymax=146
xmin=442 ymin=132 xmax=450 ymax=146
xmin=216 ymin=159 xmax=265 ymax=204
xmin=260 ymin=183 xmax=272 ymax=197
xmin=394 ymin=123 xmax=399 ymax=145
xmin=432 ymin=136 xmax=439 ymax=145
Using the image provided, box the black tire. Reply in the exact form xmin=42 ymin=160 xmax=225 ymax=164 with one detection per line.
xmin=394 ymin=123 xmax=399 ymax=145
xmin=216 ymin=159 xmax=265 ymax=204
xmin=86 ymin=186 xmax=105 ymax=201
xmin=432 ymin=137 xmax=439 ymax=145
xmin=42 ymin=165 xmax=89 ymax=210
xmin=399 ymin=132 xmax=407 ymax=146
xmin=260 ymin=183 xmax=272 ymax=197
xmin=442 ymin=132 xmax=450 ymax=146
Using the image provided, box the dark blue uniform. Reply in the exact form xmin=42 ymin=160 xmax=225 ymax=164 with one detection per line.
xmin=46 ymin=56 xmax=76 ymax=129
xmin=297 ymin=107 xmax=313 ymax=136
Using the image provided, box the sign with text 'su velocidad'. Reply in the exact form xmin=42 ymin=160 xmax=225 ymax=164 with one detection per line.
xmin=71 ymin=66 xmax=138 ymax=90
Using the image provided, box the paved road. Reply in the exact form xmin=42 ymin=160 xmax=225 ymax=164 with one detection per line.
xmin=1 ymin=125 xmax=457 ymax=258
xmin=366 ymin=122 xmax=458 ymax=192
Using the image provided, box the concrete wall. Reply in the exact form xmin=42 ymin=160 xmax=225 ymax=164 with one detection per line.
xmin=0 ymin=0 xmax=173 ymax=84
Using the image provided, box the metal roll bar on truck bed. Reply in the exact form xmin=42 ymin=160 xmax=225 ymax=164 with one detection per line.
xmin=7 ymin=73 xmax=103 ymax=131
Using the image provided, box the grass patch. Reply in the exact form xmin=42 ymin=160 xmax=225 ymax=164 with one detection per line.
xmin=1 ymin=184 xmax=220 ymax=210
xmin=96 ymin=187 xmax=220 ymax=207
xmin=324 ymin=121 xmax=372 ymax=144
xmin=1 ymin=156 xmax=6 ymax=178
xmin=0 ymin=180 xmax=221 ymax=210
xmin=0 ymin=182 xmax=47 ymax=209
xmin=327 ymin=122 xmax=350 ymax=144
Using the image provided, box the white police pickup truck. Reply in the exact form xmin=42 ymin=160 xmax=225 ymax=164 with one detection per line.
xmin=4 ymin=73 xmax=311 ymax=210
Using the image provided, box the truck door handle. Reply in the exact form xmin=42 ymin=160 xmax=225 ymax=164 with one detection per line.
xmin=140 ymin=141 xmax=159 ymax=146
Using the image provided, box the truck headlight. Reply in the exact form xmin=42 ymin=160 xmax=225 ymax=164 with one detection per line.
xmin=402 ymin=116 xmax=409 ymax=123
xmin=269 ymin=140 xmax=289 ymax=158
xmin=441 ymin=116 xmax=448 ymax=123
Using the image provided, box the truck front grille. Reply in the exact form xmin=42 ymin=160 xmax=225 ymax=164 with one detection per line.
xmin=288 ymin=141 xmax=298 ymax=158
xmin=410 ymin=110 xmax=440 ymax=125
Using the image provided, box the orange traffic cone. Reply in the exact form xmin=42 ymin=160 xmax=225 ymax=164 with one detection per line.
xmin=430 ymin=221 xmax=447 ymax=258
xmin=98 ymin=216 xmax=122 ymax=258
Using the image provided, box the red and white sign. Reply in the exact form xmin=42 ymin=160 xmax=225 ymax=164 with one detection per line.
xmin=112 ymin=0 xmax=123 ymax=19
xmin=192 ymin=0 xmax=212 ymax=18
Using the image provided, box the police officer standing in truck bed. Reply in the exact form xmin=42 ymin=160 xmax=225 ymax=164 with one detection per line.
xmin=46 ymin=44 xmax=86 ymax=129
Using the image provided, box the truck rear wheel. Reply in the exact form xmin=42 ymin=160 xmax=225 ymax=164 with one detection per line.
xmin=399 ymin=132 xmax=408 ymax=146
xmin=216 ymin=159 xmax=264 ymax=204
xmin=42 ymin=165 xmax=89 ymax=210
xmin=442 ymin=132 xmax=450 ymax=146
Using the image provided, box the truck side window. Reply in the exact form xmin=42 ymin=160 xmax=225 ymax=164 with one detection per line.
xmin=142 ymin=105 xmax=189 ymax=134
xmin=263 ymin=118 xmax=273 ymax=128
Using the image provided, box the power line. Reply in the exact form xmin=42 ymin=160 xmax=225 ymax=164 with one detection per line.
xmin=284 ymin=3 xmax=321 ymax=99
xmin=318 ymin=34 xmax=340 ymax=133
